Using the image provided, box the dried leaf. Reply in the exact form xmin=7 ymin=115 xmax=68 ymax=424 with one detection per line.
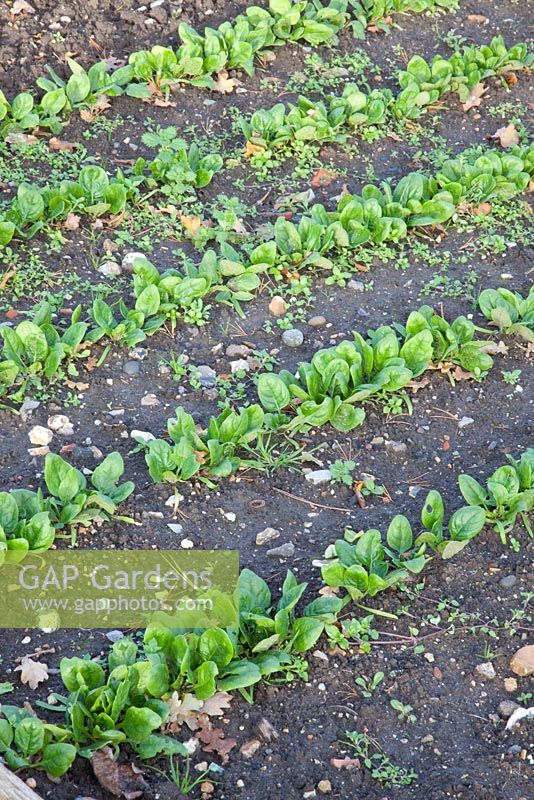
xmin=180 ymin=214 xmax=202 ymax=235
xmin=311 ymin=168 xmax=337 ymax=188
xmin=63 ymin=212 xmax=81 ymax=231
xmin=244 ymin=140 xmax=265 ymax=158
xmin=480 ymin=340 xmax=508 ymax=355
xmin=467 ymin=14 xmax=488 ymax=23
xmin=213 ymin=70 xmax=238 ymax=94
xmin=15 ymin=657 xmax=49 ymax=690
xmin=461 ymin=82 xmax=487 ymax=112
xmin=105 ymin=56 xmax=126 ymax=70
xmin=331 ymin=756 xmax=361 ymax=770
xmin=79 ymin=95 xmax=111 ymax=123
xmin=407 ymin=375 xmax=431 ymax=393
xmin=91 ymin=747 xmax=148 ymax=799
xmin=492 ymin=123 xmax=520 ymax=148
xmin=5 ymin=131 xmax=38 ymax=145
xmin=201 ymin=691 xmax=233 ymax=718
xmin=49 ymin=137 xmax=77 ymax=152
xmin=195 ymin=713 xmax=236 ymax=763
xmin=473 ymin=201 xmax=492 ymax=216
xmin=165 ymin=691 xmax=203 ymax=731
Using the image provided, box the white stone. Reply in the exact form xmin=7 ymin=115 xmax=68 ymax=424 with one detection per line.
xmin=305 ymin=469 xmax=332 ymax=485
xmin=28 ymin=426 xmax=53 ymax=446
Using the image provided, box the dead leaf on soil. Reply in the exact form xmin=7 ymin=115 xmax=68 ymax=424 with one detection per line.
xmin=165 ymin=691 xmax=203 ymax=731
xmin=91 ymin=746 xmax=148 ymax=799
xmin=79 ymin=95 xmax=111 ymax=123
xmin=407 ymin=375 xmax=431 ymax=393
xmin=105 ymin=56 xmax=126 ymax=70
xmin=65 ymin=380 xmax=90 ymax=391
xmin=311 ymin=168 xmax=338 ymax=188
xmin=213 ymin=70 xmax=238 ymax=94
xmin=331 ymin=756 xmax=361 ymax=770
xmin=180 ymin=214 xmax=203 ymax=235
xmin=49 ymin=137 xmax=77 ymax=151
xmin=195 ymin=713 xmax=236 ymax=763
xmin=15 ymin=657 xmax=49 ymax=690
xmin=467 ymin=14 xmax=488 ymax=23
xmin=492 ymin=123 xmax=520 ymax=148
xmin=480 ymin=340 xmax=508 ymax=355
xmin=461 ymin=82 xmax=487 ymax=112
xmin=367 ymin=16 xmax=392 ymax=32
xmin=63 ymin=212 xmax=81 ymax=231
xmin=201 ymin=691 xmax=233 ymax=718
xmin=5 ymin=131 xmax=38 ymax=146
xmin=318 ymin=585 xmax=339 ymax=598
xmin=473 ymin=201 xmax=492 ymax=216
xmin=244 ymin=140 xmax=266 ymax=158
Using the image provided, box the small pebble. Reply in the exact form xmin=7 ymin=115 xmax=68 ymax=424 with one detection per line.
xmin=305 ymin=469 xmax=332 ymax=485
xmin=266 ymin=542 xmax=295 ymax=558
xmin=282 ymin=328 xmax=304 ymax=347
xmin=475 ymin=662 xmax=496 ymax=680
xmin=123 ymin=361 xmax=140 ymax=375
xmin=458 ymin=416 xmax=475 ymax=429
xmin=499 ymin=575 xmax=517 ymax=588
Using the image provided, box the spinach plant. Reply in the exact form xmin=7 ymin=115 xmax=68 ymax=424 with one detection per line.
xmin=458 ymin=449 xmax=534 ymax=543
xmin=133 ymin=405 xmax=265 ymax=487
xmin=478 ymin=285 xmax=534 ymax=342
xmin=0 ymin=705 xmax=77 ymax=777
xmin=0 ymin=302 xmax=89 ymax=402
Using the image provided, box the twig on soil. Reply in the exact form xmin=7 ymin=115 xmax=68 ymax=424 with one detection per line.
xmin=272 ymin=487 xmax=353 ymax=512
xmin=429 ymin=406 xmax=458 ymax=420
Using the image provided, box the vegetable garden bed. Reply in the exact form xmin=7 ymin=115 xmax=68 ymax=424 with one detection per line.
xmin=0 ymin=1 xmax=532 ymax=798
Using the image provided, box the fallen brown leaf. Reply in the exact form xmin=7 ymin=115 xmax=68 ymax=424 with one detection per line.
xmin=311 ymin=168 xmax=338 ymax=188
xmin=201 ymin=691 xmax=233 ymax=718
xmin=65 ymin=380 xmax=90 ymax=391
xmin=91 ymin=747 xmax=148 ymax=799
xmin=180 ymin=214 xmax=203 ymax=235
xmin=79 ymin=95 xmax=111 ymax=123
xmin=15 ymin=657 xmax=49 ymax=690
xmin=63 ymin=212 xmax=81 ymax=231
xmin=467 ymin=14 xmax=488 ymax=23
xmin=5 ymin=131 xmax=38 ymax=146
xmin=165 ymin=691 xmax=203 ymax=731
xmin=480 ymin=340 xmax=509 ymax=355
xmin=461 ymin=82 xmax=487 ymax=112
xmin=195 ymin=713 xmax=236 ymax=763
xmin=473 ymin=201 xmax=492 ymax=216
xmin=49 ymin=137 xmax=77 ymax=151
xmin=407 ymin=375 xmax=431 ymax=393
xmin=331 ymin=756 xmax=361 ymax=770
xmin=213 ymin=70 xmax=238 ymax=94
xmin=240 ymin=738 xmax=262 ymax=759
xmin=492 ymin=123 xmax=520 ymax=148
xmin=244 ymin=140 xmax=265 ymax=158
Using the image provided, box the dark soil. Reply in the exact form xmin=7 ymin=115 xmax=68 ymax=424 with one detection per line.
xmin=0 ymin=1 xmax=533 ymax=799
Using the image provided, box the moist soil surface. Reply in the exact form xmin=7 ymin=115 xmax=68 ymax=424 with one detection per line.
xmin=0 ymin=1 xmax=533 ymax=799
